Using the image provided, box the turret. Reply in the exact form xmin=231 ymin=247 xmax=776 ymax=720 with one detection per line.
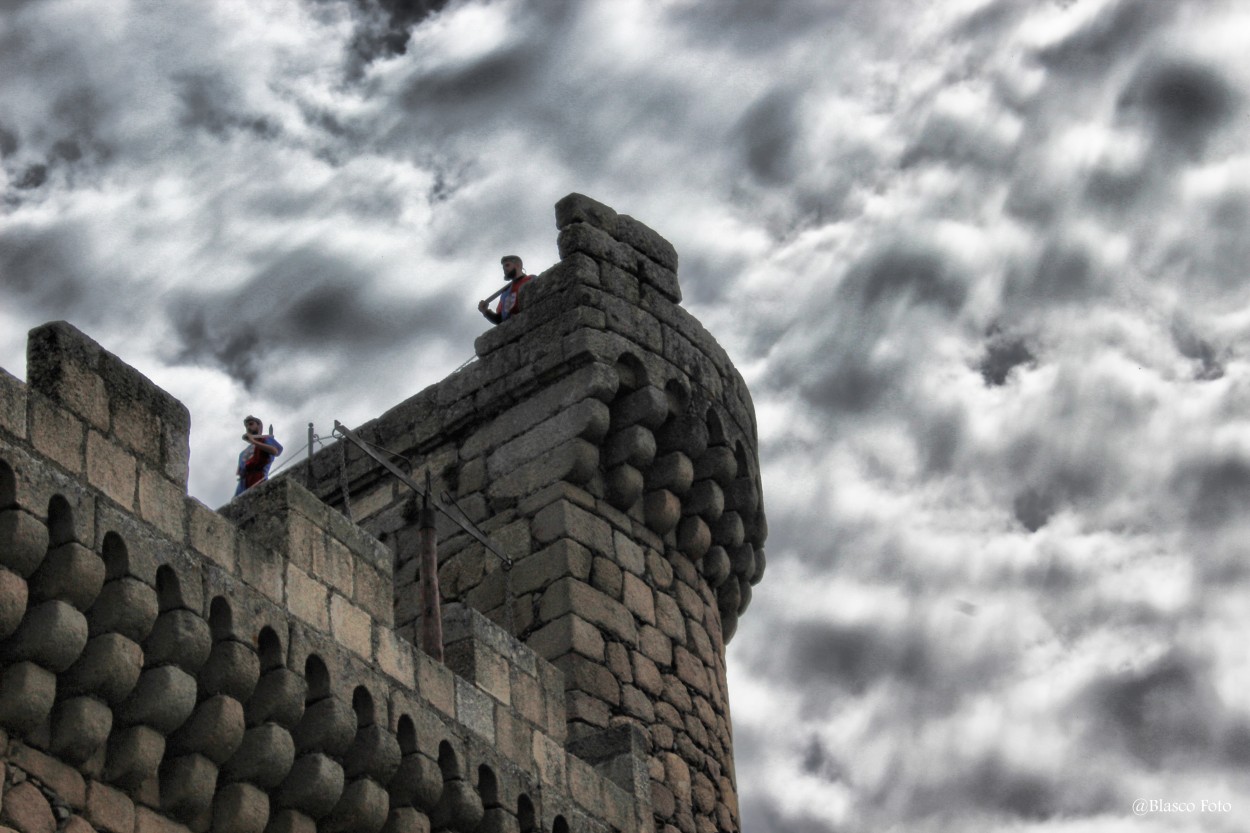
xmin=297 ymin=194 xmax=768 ymax=833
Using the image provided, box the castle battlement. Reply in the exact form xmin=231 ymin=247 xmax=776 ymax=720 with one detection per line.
xmin=0 ymin=194 xmax=766 ymax=833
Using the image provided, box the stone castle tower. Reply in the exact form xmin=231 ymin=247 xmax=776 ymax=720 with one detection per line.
xmin=0 ymin=194 xmax=767 ymax=833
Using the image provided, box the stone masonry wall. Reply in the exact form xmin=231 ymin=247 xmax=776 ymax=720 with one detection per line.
xmin=293 ymin=195 xmax=768 ymax=833
xmin=0 ymin=322 xmax=650 ymax=833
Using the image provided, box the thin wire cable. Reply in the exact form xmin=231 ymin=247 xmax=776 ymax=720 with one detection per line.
xmin=266 ymin=441 xmax=310 ymax=477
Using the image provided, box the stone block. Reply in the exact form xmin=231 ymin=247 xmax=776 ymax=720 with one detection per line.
xmin=489 ymin=438 xmax=599 ymax=501
xmin=285 ymin=564 xmax=328 ymax=631
xmin=654 ymin=593 xmax=684 ymax=643
xmin=454 ymin=677 xmax=495 ymax=743
xmin=712 ymin=511 xmax=744 ymax=549
xmin=509 ymin=539 xmax=592 ymax=597
xmin=145 ymin=608 xmax=212 ymax=672
xmin=134 ymin=805 xmax=190 ymax=833
xmin=211 ymin=782 xmax=269 ymax=833
xmin=238 ymin=538 xmax=283 ymax=605
xmin=160 ymin=753 xmax=219 ymax=823
xmin=527 ymin=615 xmax=604 ymax=663
xmin=0 ymin=368 xmax=26 ymax=438
xmin=0 ymin=566 xmax=28 ymax=639
xmin=386 ymin=754 xmax=442 ymax=813
xmin=428 ymin=779 xmax=483 ymax=833
xmin=638 ymin=625 xmax=673 ymax=666
xmin=263 ymin=809 xmax=315 ymax=833
xmin=89 ymin=576 xmax=158 ymax=641
xmin=169 ymin=695 xmax=245 ymax=764
xmin=314 ymin=538 xmax=354 ymax=598
xmin=673 ymin=647 xmax=708 ymax=691
xmin=104 ymin=725 xmax=166 ymax=789
xmin=355 ymin=561 xmax=392 ymax=626
xmin=0 ymin=508 xmax=49 ymax=578
xmin=137 ymin=466 xmax=186 ymax=539
xmin=1 ymin=598 xmax=88 ymax=671
xmin=700 ymin=547 xmax=730 ymax=589
xmin=115 ymin=665 xmax=198 ymax=733
xmin=604 ymin=426 xmax=656 ymax=470
xmin=86 ymin=780 xmax=135 ymax=833
xmin=538 ymin=579 xmax=636 ymax=643
xmin=220 ymin=723 xmax=295 ymax=789
xmin=605 ymin=464 xmax=644 ymax=510
xmin=200 ymin=640 xmax=260 ymax=702
xmin=245 ymin=668 xmax=306 ymax=729
xmin=8 ymin=741 xmax=87 ymax=808
xmin=590 ymin=557 xmax=623 ymax=600
xmin=376 ymin=628 xmax=416 ymax=687
xmin=487 ymin=400 xmax=609 ymax=481
xmin=29 ymin=394 xmax=85 ymax=473
xmin=50 ymin=695 xmax=113 ymax=764
xmin=274 ymin=753 xmax=345 ymax=819
xmin=188 ymin=500 xmax=237 ymax=573
xmin=531 ymin=501 xmax=614 ymax=558
xmin=532 ymin=731 xmax=567 ymax=788
xmin=621 ymin=573 xmax=655 ymax=625
xmin=329 ymin=594 xmax=373 ymax=658
xmin=555 ymin=193 xmax=619 ymax=233
xmin=343 ymin=724 xmax=401 ymax=784
xmin=1 ymin=782 xmax=56 ymax=833
xmin=293 ymin=697 xmax=355 ymax=757
xmin=322 ymin=778 xmax=389 ymax=833
xmin=643 ymin=490 xmax=680 ymax=535
xmin=86 ymin=431 xmax=137 ymax=508
xmin=29 ymin=541 xmax=104 ymax=611
xmin=415 ymin=652 xmax=455 ymax=717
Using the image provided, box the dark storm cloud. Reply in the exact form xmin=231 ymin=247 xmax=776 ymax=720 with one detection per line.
xmin=175 ymin=73 xmax=280 ymax=140
xmin=170 ymin=246 xmax=467 ymax=389
xmin=665 ymin=0 xmax=855 ymax=54
xmin=1004 ymin=238 xmax=1097 ymax=306
xmin=1036 ymin=0 xmax=1174 ymax=75
xmin=0 ymin=221 xmax=98 ymax=315
xmin=1170 ymin=455 xmax=1250 ymax=531
xmin=1011 ymin=487 xmax=1055 ymax=533
xmin=0 ymin=124 xmax=17 ymax=157
xmin=1119 ymin=58 xmax=1237 ymax=158
xmin=1170 ymin=318 xmax=1224 ymax=381
xmin=339 ymin=0 xmax=456 ymax=67
xmin=978 ymin=328 xmax=1035 ymax=387
xmin=1079 ymin=651 xmax=1250 ymax=769
xmin=736 ymin=88 xmax=801 ymax=186
xmin=740 ymin=795 xmax=835 ymax=833
xmin=775 ymin=240 xmax=968 ymax=414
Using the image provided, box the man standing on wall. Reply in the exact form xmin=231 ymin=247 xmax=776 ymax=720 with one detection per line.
xmin=235 ymin=415 xmax=283 ymax=496
xmin=478 ymin=255 xmax=534 ymax=325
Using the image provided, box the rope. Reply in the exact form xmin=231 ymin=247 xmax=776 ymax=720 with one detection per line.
xmin=266 ymin=441 xmax=310 ymax=477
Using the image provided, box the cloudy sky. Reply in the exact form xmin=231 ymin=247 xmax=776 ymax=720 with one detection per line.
xmin=5 ymin=0 xmax=1250 ymax=829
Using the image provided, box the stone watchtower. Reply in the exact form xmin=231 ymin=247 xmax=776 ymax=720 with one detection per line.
xmin=295 ymin=194 xmax=768 ymax=833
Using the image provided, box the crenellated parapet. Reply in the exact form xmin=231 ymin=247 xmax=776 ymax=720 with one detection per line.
xmin=0 ymin=322 xmax=650 ymax=833
xmin=295 ymin=195 xmax=767 ymax=833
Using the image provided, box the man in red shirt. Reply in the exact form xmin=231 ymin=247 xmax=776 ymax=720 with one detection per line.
xmin=478 ymin=255 xmax=534 ymax=325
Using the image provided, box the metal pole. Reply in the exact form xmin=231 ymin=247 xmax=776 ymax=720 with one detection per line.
xmin=419 ymin=470 xmax=443 ymax=661
xmin=306 ymin=423 xmax=314 ymax=489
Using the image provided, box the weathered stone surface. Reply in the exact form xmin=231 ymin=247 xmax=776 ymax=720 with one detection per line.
xmin=144 ymin=608 xmax=212 ymax=672
xmin=160 ymin=753 xmax=219 ymax=822
xmin=386 ymin=754 xmax=443 ymax=812
xmin=86 ymin=779 xmax=136 ymax=833
xmin=200 ymin=640 xmax=261 ymax=701
xmin=749 ymin=547 xmax=766 ymax=585
xmin=1 ymin=781 xmax=57 ymax=833
xmin=604 ymin=426 xmax=656 ymax=470
xmin=322 ymin=778 xmax=389 ymax=833
xmin=50 ymin=695 xmax=113 ymax=763
xmin=61 ymin=633 xmax=143 ymax=704
xmin=245 ymin=669 xmax=306 ymax=729
xmin=643 ymin=490 xmax=681 ymax=535
xmin=0 ymin=565 xmax=29 ymax=639
xmin=169 ymin=695 xmax=246 ymax=764
xmin=344 ymin=724 xmax=402 ymax=783
xmin=221 ymin=723 xmax=296 ymax=789
xmin=274 ymin=753 xmax=345 ymax=819
xmin=700 ymin=547 xmax=731 ymax=589
xmin=89 ymin=577 xmax=159 ymax=641
xmin=28 ymin=541 xmax=104 ymax=610
xmin=292 ymin=697 xmax=355 ymax=757
xmin=0 ymin=509 xmax=49 ymax=578
xmin=211 ymin=782 xmax=269 ymax=833
xmin=675 ymin=517 xmax=711 ymax=561
xmin=105 ymin=725 xmax=166 ymax=789
xmin=555 ymin=193 xmax=619 ymax=233
xmin=2 ymin=598 xmax=88 ymax=671
xmin=605 ymin=464 xmax=644 ymax=510
xmin=427 ymin=780 xmax=484 ymax=833
xmin=114 ymin=665 xmax=198 ymax=733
